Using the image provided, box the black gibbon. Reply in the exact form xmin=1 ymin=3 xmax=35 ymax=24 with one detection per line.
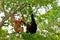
xmin=26 ymin=14 xmax=37 ymax=34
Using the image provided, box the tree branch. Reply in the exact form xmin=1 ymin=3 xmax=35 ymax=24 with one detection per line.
xmin=2 ymin=0 xmax=7 ymax=16
xmin=0 ymin=2 xmax=27 ymax=27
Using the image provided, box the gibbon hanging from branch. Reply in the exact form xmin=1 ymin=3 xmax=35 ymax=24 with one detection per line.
xmin=10 ymin=13 xmax=25 ymax=33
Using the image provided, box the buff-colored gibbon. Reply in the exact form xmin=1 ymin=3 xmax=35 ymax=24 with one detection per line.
xmin=10 ymin=13 xmax=25 ymax=33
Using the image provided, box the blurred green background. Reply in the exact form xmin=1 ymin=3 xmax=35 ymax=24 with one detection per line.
xmin=0 ymin=0 xmax=60 ymax=40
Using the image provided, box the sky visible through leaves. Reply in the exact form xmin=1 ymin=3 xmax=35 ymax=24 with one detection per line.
xmin=0 ymin=0 xmax=60 ymax=34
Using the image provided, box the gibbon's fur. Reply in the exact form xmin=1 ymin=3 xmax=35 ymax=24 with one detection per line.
xmin=10 ymin=13 xmax=25 ymax=33
xmin=26 ymin=14 xmax=37 ymax=34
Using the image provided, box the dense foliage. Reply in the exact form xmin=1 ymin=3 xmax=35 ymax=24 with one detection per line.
xmin=0 ymin=0 xmax=60 ymax=40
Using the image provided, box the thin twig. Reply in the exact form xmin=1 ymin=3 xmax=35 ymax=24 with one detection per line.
xmin=2 ymin=0 xmax=7 ymax=16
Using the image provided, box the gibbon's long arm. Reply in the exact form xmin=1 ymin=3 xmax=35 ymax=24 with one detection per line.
xmin=26 ymin=14 xmax=37 ymax=34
